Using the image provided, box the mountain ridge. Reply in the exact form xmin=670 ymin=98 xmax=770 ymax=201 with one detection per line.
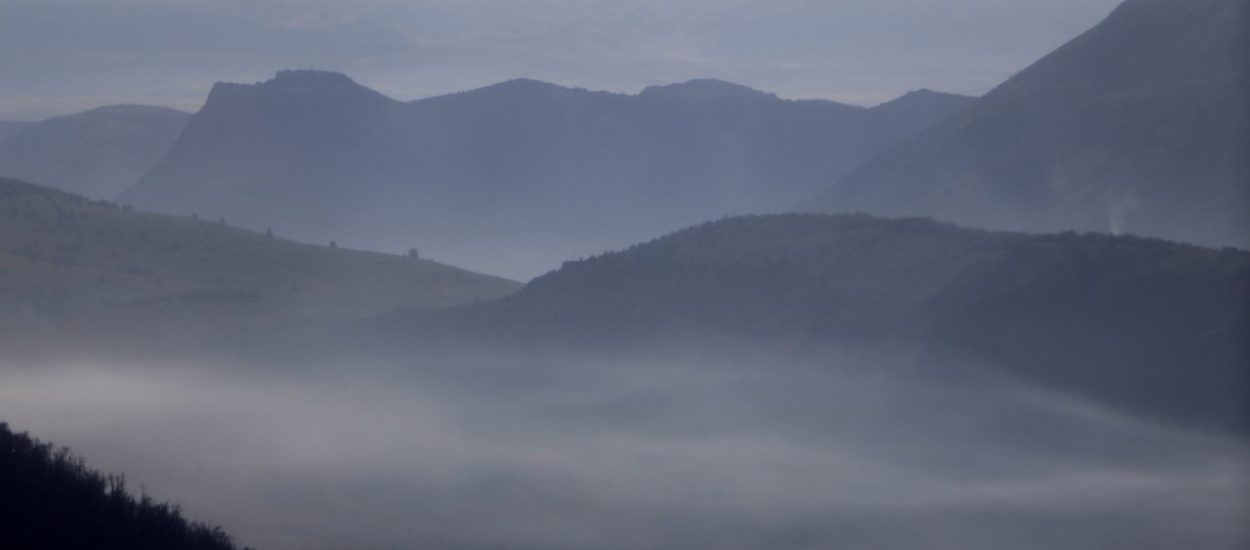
xmin=121 ymin=72 xmax=974 ymax=279
xmin=0 ymin=105 xmax=189 ymax=200
xmin=376 ymin=213 xmax=1250 ymax=433
xmin=0 ymin=176 xmax=519 ymax=349
xmin=639 ymin=79 xmax=778 ymax=101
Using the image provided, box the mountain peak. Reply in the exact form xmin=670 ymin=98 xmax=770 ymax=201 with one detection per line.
xmin=202 ymin=70 xmax=396 ymax=108
xmin=478 ymin=78 xmax=576 ymax=95
xmin=269 ymin=69 xmax=359 ymax=88
xmin=899 ymin=88 xmax=940 ymax=99
xmin=639 ymin=79 xmax=776 ymax=101
xmin=261 ymin=70 xmax=390 ymax=99
xmin=873 ymin=88 xmax=974 ymax=111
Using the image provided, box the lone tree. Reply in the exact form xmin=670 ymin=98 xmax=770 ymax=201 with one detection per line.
xmin=265 ymin=227 xmax=274 ymax=238
xmin=407 ymin=247 xmax=419 ymax=259
xmin=330 ymin=240 xmax=338 ymax=249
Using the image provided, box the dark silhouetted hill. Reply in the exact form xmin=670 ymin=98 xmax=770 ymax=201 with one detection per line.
xmin=0 ymin=422 xmax=247 ymax=550
xmin=0 ymin=177 xmax=518 ymax=348
xmin=0 ymin=105 xmax=189 ymax=200
xmin=806 ymin=0 xmax=1250 ymax=249
xmin=380 ymin=214 xmax=1250 ymax=433
xmin=121 ymin=71 xmax=972 ymax=278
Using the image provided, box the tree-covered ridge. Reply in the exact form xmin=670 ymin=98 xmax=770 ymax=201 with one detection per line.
xmin=513 ymin=213 xmax=1249 ymax=338
xmin=0 ymin=422 xmax=247 ymax=550
xmin=383 ymin=214 xmax=1250 ymax=433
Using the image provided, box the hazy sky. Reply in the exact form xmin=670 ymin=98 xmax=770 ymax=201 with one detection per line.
xmin=0 ymin=0 xmax=1122 ymax=119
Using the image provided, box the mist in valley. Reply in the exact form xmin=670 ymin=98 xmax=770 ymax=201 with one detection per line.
xmin=2 ymin=345 xmax=1246 ymax=550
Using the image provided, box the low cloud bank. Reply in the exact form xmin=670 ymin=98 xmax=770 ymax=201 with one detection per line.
xmin=1 ymin=349 xmax=1245 ymax=550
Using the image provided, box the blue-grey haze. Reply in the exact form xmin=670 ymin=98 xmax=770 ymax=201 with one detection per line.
xmin=0 ymin=0 xmax=1120 ymax=119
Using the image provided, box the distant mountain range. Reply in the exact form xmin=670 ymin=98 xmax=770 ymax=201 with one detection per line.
xmin=119 ymin=73 xmax=972 ymax=278
xmin=0 ymin=105 xmax=189 ymax=200
xmin=1 ymin=0 xmax=1242 ymax=279
xmin=0 ymin=176 xmax=517 ymax=353
xmin=806 ymin=0 xmax=1250 ymax=249
xmin=380 ymin=214 xmax=1250 ymax=433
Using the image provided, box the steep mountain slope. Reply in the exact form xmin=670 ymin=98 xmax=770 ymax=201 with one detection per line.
xmin=0 ymin=106 xmax=189 ymax=200
xmin=866 ymin=88 xmax=978 ymax=138
xmin=807 ymin=0 xmax=1250 ymax=249
xmin=122 ymin=71 xmax=972 ymax=278
xmin=380 ymin=214 xmax=1250 ymax=433
xmin=0 ymin=177 xmax=518 ymax=339
xmin=0 ymin=422 xmax=247 ymax=550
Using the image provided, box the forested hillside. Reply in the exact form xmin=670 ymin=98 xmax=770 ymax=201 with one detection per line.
xmin=381 ymin=214 xmax=1250 ymax=432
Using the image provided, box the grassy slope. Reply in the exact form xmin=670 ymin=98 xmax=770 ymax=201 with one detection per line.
xmin=0 ymin=177 xmax=519 ymax=334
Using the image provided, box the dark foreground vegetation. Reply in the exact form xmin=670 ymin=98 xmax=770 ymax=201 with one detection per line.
xmin=0 ymin=422 xmax=247 ymax=550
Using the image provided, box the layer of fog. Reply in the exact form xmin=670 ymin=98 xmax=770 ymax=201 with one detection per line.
xmin=1 ymin=349 xmax=1246 ymax=550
